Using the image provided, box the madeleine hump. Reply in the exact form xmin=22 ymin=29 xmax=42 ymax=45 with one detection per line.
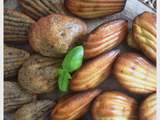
xmin=29 ymin=14 xmax=87 ymax=57
xmin=70 ymin=50 xmax=120 ymax=91
xmin=114 ymin=52 xmax=156 ymax=94
xmin=18 ymin=55 xmax=62 ymax=94
xmin=84 ymin=20 xmax=128 ymax=59
xmin=15 ymin=100 xmax=55 ymax=120
xmin=4 ymin=81 xmax=33 ymax=112
xmin=133 ymin=12 xmax=156 ymax=62
xmin=92 ymin=91 xmax=137 ymax=120
xmin=65 ymin=0 xmax=126 ymax=19
xmin=140 ymin=93 xmax=156 ymax=120
xmin=51 ymin=89 xmax=101 ymax=120
xmin=4 ymin=45 xmax=30 ymax=78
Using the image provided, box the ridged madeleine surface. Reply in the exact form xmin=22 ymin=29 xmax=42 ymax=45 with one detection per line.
xmin=29 ymin=14 xmax=87 ymax=57
xmin=65 ymin=0 xmax=126 ymax=19
xmin=140 ymin=93 xmax=156 ymax=120
xmin=84 ymin=20 xmax=128 ymax=58
xmin=70 ymin=50 xmax=119 ymax=91
xmin=18 ymin=55 xmax=61 ymax=94
xmin=92 ymin=91 xmax=137 ymax=120
xmin=4 ymin=81 xmax=33 ymax=112
xmin=51 ymin=89 xmax=101 ymax=120
xmin=114 ymin=52 xmax=156 ymax=94
xmin=127 ymin=31 xmax=138 ymax=49
xmin=4 ymin=45 xmax=30 ymax=78
xmin=15 ymin=100 xmax=55 ymax=120
xmin=133 ymin=12 xmax=156 ymax=62
xmin=4 ymin=9 xmax=35 ymax=42
xmin=18 ymin=0 xmax=66 ymax=20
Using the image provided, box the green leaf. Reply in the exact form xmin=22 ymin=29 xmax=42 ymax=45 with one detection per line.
xmin=62 ymin=45 xmax=84 ymax=73
xmin=58 ymin=69 xmax=71 ymax=92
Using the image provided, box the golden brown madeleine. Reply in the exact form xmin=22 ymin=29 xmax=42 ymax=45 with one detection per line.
xmin=18 ymin=0 xmax=66 ymax=20
xmin=92 ymin=91 xmax=137 ymax=120
xmin=114 ymin=52 xmax=156 ymax=94
xmin=4 ymin=81 xmax=33 ymax=112
xmin=70 ymin=50 xmax=120 ymax=91
xmin=84 ymin=20 xmax=128 ymax=59
xmin=29 ymin=14 xmax=87 ymax=57
xmin=140 ymin=93 xmax=156 ymax=120
xmin=133 ymin=12 xmax=156 ymax=62
xmin=15 ymin=100 xmax=55 ymax=120
xmin=51 ymin=89 xmax=101 ymax=120
xmin=4 ymin=9 xmax=35 ymax=42
xmin=4 ymin=45 xmax=30 ymax=78
xmin=65 ymin=0 xmax=126 ymax=19
xmin=18 ymin=55 xmax=61 ymax=94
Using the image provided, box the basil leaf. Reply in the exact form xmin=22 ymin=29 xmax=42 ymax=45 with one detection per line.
xmin=58 ymin=45 xmax=84 ymax=92
xmin=62 ymin=45 xmax=84 ymax=73
xmin=58 ymin=69 xmax=71 ymax=92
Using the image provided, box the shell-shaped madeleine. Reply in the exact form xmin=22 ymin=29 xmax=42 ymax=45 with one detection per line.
xmin=18 ymin=55 xmax=61 ymax=94
xmin=84 ymin=20 xmax=128 ymax=59
xmin=70 ymin=50 xmax=120 ymax=92
xmin=92 ymin=91 xmax=137 ymax=120
xmin=18 ymin=0 xmax=66 ymax=20
xmin=65 ymin=0 xmax=126 ymax=19
xmin=114 ymin=52 xmax=156 ymax=94
xmin=29 ymin=14 xmax=87 ymax=57
xmin=51 ymin=89 xmax=101 ymax=120
xmin=15 ymin=100 xmax=55 ymax=120
xmin=4 ymin=9 xmax=35 ymax=42
xmin=4 ymin=45 xmax=30 ymax=78
xmin=140 ymin=93 xmax=156 ymax=120
xmin=4 ymin=81 xmax=33 ymax=112
xmin=133 ymin=12 xmax=156 ymax=62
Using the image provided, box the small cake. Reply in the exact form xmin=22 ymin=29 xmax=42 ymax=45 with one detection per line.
xmin=4 ymin=9 xmax=35 ymax=42
xmin=29 ymin=14 xmax=87 ymax=57
xmin=18 ymin=0 xmax=66 ymax=20
xmin=18 ymin=55 xmax=62 ymax=94
xmin=4 ymin=45 xmax=30 ymax=78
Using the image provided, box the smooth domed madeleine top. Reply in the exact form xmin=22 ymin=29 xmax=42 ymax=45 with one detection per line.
xmin=51 ymin=89 xmax=101 ymax=120
xmin=29 ymin=14 xmax=87 ymax=57
xmin=15 ymin=100 xmax=55 ymax=120
xmin=4 ymin=81 xmax=33 ymax=112
xmin=18 ymin=0 xmax=66 ymax=20
xmin=84 ymin=20 xmax=128 ymax=59
xmin=4 ymin=9 xmax=35 ymax=42
xmin=65 ymin=0 xmax=126 ymax=19
xmin=70 ymin=50 xmax=120 ymax=92
xmin=92 ymin=91 xmax=137 ymax=120
xmin=133 ymin=12 xmax=156 ymax=62
xmin=114 ymin=52 xmax=156 ymax=94
xmin=140 ymin=93 xmax=156 ymax=120
xmin=18 ymin=55 xmax=62 ymax=94
xmin=4 ymin=45 xmax=30 ymax=78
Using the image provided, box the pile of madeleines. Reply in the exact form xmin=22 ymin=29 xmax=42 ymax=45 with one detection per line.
xmin=4 ymin=0 xmax=156 ymax=120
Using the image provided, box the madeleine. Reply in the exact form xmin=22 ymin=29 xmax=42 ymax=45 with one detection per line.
xmin=70 ymin=50 xmax=120 ymax=91
xmin=140 ymin=93 xmax=156 ymax=120
xmin=51 ymin=89 xmax=101 ymax=120
xmin=65 ymin=0 xmax=126 ymax=19
xmin=29 ymin=14 xmax=87 ymax=57
xmin=133 ymin=12 xmax=156 ymax=62
xmin=92 ymin=91 xmax=137 ymax=120
xmin=114 ymin=52 xmax=156 ymax=94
